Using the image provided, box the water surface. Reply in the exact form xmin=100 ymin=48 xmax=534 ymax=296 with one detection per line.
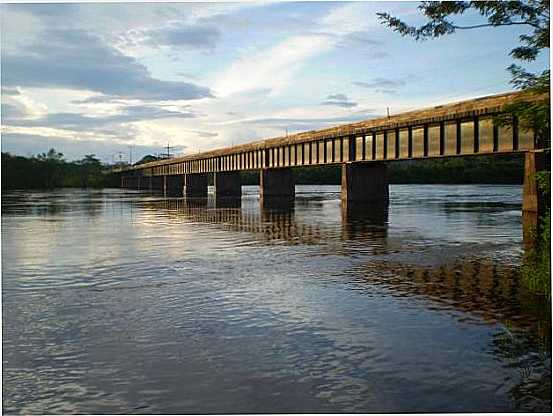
xmin=2 ymin=185 xmax=551 ymax=413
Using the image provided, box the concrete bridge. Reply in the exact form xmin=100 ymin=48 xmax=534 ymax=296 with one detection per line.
xmin=117 ymin=91 xmax=547 ymax=244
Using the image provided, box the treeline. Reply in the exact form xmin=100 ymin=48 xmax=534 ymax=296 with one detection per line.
xmin=2 ymin=150 xmax=524 ymax=190
xmin=241 ymin=154 xmax=525 ymax=185
xmin=2 ymin=149 xmax=119 ymax=190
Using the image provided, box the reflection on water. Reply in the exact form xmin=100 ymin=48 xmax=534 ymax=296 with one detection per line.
xmin=2 ymin=185 xmax=550 ymax=413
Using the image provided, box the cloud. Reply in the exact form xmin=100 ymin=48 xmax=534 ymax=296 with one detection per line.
xmin=1 ymin=28 xmax=213 ymax=101
xmin=1 ymin=103 xmax=25 ymax=120
xmin=353 ymin=77 xmax=406 ymax=89
xmin=4 ymin=105 xmax=195 ymax=131
xmin=366 ymin=50 xmax=391 ymax=60
xmin=196 ymin=131 xmax=218 ymax=138
xmin=215 ymin=33 xmax=330 ymax=97
xmin=1 ymin=87 xmax=21 ymax=96
xmin=214 ymin=3 xmax=374 ymax=97
xmin=321 ymin=93 xmax=358 ymax=108
xmin=217 ymin=110 xmax=378 ymax=133
xmin=141 ymin=23 xmax=221 ymax=49
xmin=335 ymin=31 xmax=383 ymax=48
xmin=1 ymin=132 xmax=178 ymax=162
xmin=352 ymin=77 xmax=408 ymax=95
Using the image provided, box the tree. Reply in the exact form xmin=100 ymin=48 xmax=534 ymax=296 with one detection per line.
xmin=36 ymin=148 xmax=65 ymax=188
xmin=77 ymin=154 xmax=103 ymax=187
xmin=135 ymin=155 xmax=161 ymax=165
xmin=378 ymin=1 xmax=550 ymax=144
xmin=378 ymin=1 xmax=551 ymax=296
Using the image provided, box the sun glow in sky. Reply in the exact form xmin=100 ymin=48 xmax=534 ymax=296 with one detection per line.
xmin=1 ymin=1 xmax=548 ymax=162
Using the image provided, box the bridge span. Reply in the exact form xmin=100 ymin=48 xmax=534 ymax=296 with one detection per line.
xmin=117 ymin=91 xmax=547 ymax=244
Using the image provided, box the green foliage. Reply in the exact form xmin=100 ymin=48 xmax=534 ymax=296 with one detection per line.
xmin=522 ymin=170 xmax=551 ymax=298
xmin=389 ymin=155 xmax=524 ymax=184
xmin=2 ymin=150 xmax=118 ymax=190
xmin=240 ymin=154 xmax=525 ymax=185
xmin=377 ymin=1 xmax=549 ymax=59
xmin=501 ymin=68 xmax=550 ymax=148
xmin=135 ymin=155 xmax=161 ymax=165
xmin=378 ymin=1 xmax=550 ymax=148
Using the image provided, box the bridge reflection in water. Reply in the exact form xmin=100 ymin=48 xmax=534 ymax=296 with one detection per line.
xmin=138 ymin=195 xmax=389 ymax=248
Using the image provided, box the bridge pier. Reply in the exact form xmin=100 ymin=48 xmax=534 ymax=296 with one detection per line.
xmin=260 ymin=168 xmax=295 ymax=208
xmin=184 ymin=173 xmax=208 ymax=198
xmin=341 ymin=162 xmax=389 ymax=212
xmin=214 ymin=172 xmax=241 ymax=199
xmin=126 ymin=176 xmax=139 ymax=190
xmin=151 ymin=176 xmax=163 ymax=193
xmin=164 ymin=175 xmax=184 ymax=197
xmin=522 ymin=151 xmax=548 ymax=250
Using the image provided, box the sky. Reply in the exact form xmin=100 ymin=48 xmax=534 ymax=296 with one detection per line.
xmin=1 ymin=1 xmax=549 ymax=163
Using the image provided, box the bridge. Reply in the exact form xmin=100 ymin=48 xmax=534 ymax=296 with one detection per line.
xmin=117 ymin=91 xmax=547 ymax=245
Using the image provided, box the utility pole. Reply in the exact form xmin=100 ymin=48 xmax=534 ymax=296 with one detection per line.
xmin=129 ymin=145 xmax=133 ymax=165
xmin=165 ymin=142 xmax=175 ymax=159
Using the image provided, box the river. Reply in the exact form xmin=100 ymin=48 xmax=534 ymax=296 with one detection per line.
xmin=2 ymin=185 xmax=551 ymax=413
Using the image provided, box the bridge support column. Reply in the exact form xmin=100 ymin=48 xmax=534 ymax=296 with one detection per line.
xmin=127 ymin=176 xmax=138 ymax=190
xmin=214 ymin=172 xmax=241 ymax=200
xmin=341 ymin=162 xmax=389 ymax=214
xmin=260 ymin=168 xmax=295 ymax=208
xmin=164 ymin=175 xmax=184 ymax=197
xmin=184 ymin=173 xmax=208 ymax=198
xmin=522 ymin=151 xmax=547 ymax=250
xmin=151 ymin=176 xmax=163 ymax=193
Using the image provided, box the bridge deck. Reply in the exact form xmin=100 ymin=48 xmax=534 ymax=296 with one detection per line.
xmin=121 ymin=91 xmax=540 ymax=177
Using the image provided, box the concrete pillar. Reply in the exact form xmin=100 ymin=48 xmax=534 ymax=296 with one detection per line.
xmin=214 ymin=172 xmax=241 ymax=199
xmin=184 ymin=173 xmax=208 ymax=198
xmin=151 ymin=176 xmax=163 ymax=193
xmin=128 ymin=176 xmax=137 ymax=190
xmin=259 ymin=168 xmax=295 ymax=208
xmin=341 ymin=162 xmax=389 ymax=208
xmin=522 ymin=151 xmax=547 ymax=250
xmin=165 ymin=175 xmax=184 ymax=197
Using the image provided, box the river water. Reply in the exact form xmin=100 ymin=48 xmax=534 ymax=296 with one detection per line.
xmin=2 ymin=185 xmax=551 ymax=414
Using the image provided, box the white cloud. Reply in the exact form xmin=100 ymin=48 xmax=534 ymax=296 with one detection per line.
xmin=213 ymin=3 xmax=374 ymax=98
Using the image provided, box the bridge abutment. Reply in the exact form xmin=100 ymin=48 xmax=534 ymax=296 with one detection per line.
xmin=260 ymin=168 xmax=295 ymax=208
xmin=522 ymin=151 xmax=548 ymax=250
xmin=214 ymin=172 xmax=241 ymax=200
xmin=341 ymin=162 xmax=389 ymax=212
xmin=184 ymin=173 xmax=208 ymax=198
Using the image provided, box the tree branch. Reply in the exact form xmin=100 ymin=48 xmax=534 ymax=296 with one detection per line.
xmin=453 ymin=21 xmax=541 ymax=30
